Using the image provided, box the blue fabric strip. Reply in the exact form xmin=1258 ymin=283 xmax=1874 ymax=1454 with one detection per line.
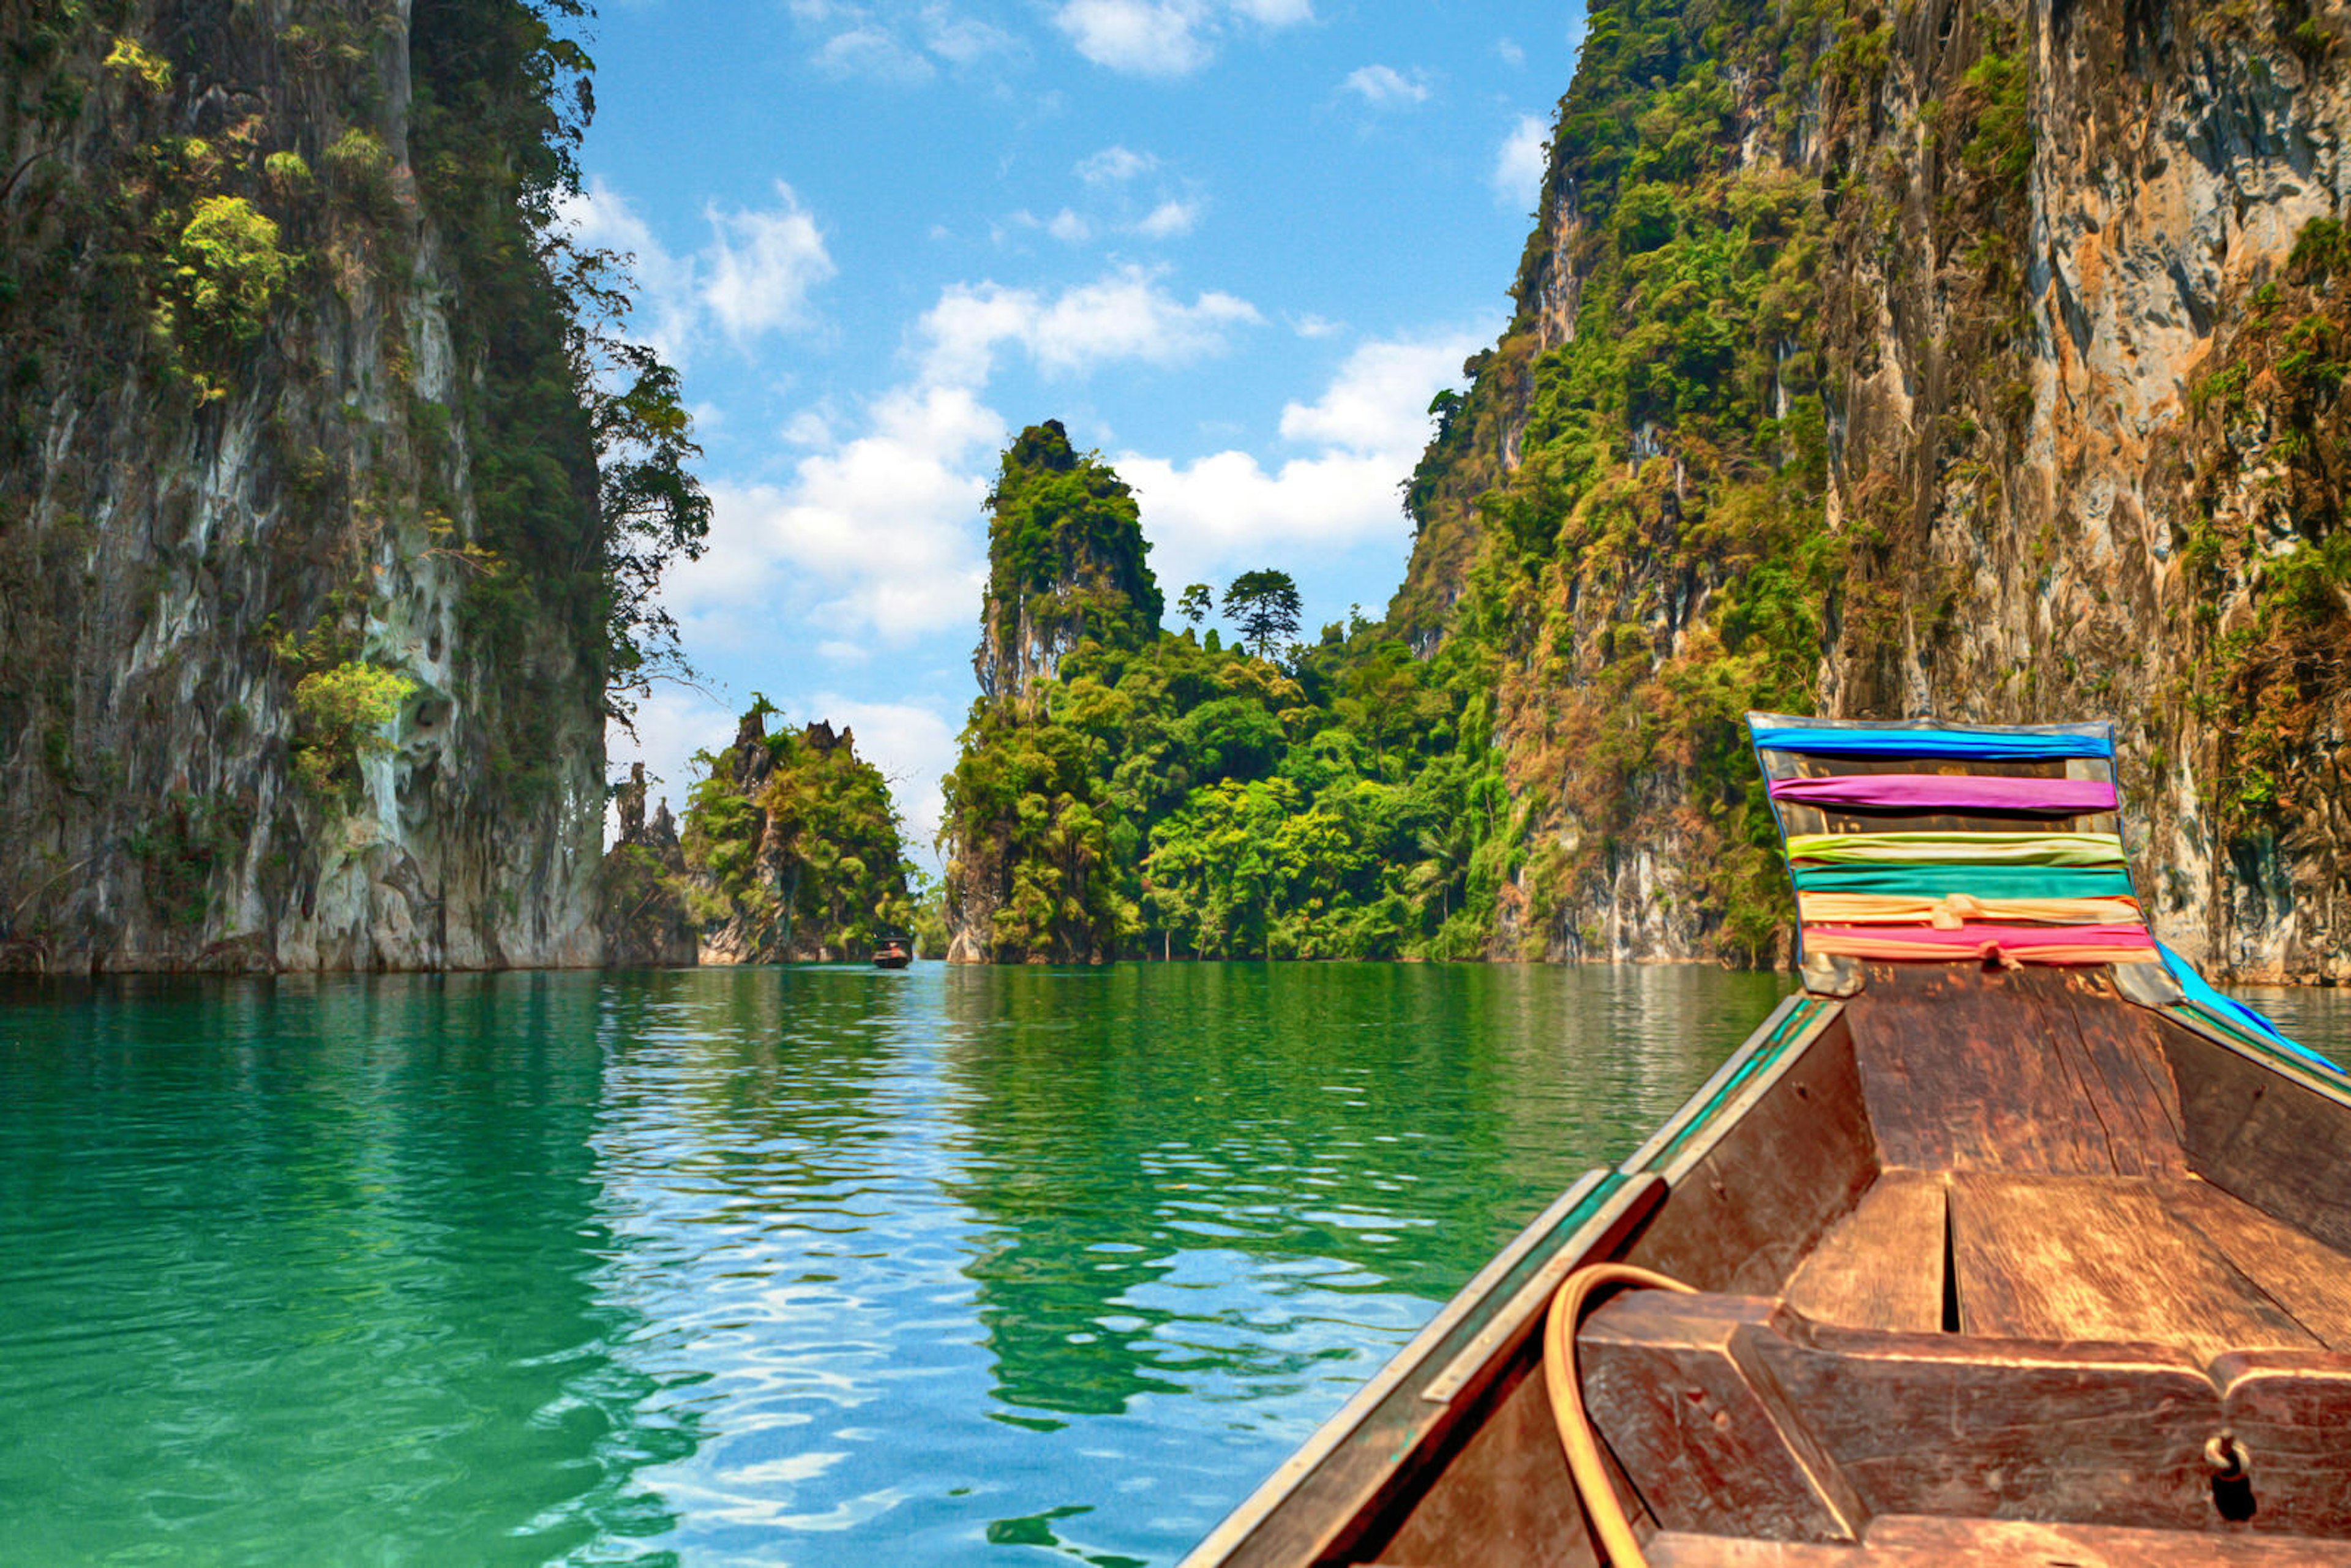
xmin=2156 ymin=940 xmax=2338 ymax=1071
xmin=1750 ymin=725 xmax=2113 ymax=760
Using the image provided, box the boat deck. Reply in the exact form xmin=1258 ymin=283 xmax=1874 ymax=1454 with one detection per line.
xmin=1187 ymin=963 xmax=2351 ymax=1567
xmin=1562 ymin=966 xmax=2351 ymax=1564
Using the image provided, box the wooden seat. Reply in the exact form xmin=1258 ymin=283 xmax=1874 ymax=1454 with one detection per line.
xmin=1648 ymin=1514 xmax=2351 ymax=1564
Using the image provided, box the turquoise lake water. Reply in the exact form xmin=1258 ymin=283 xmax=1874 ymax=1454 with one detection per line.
xmin=3 ymin=962 xmax=2336 ymax=1566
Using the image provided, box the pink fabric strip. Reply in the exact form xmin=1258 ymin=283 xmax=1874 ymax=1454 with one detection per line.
xmin=1768 ymin=773 xmax=2117 ymax=813
xmin=1802 ymin=921 xmax=2159 ymax=966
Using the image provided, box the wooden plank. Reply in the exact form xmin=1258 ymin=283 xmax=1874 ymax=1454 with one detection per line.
xmin=1869 ymin=1514 xmax=2351 ymax=1563
xmin=1781 ymin=1172 xmax=1947 ymax=1334
xmin=1626 ymin=1015 xmax=1880 ymax=1297
xmin=2162 ymin=1016 xmax=2351 ymax=1256
xmin=2016 ymin=975 xmax=2188 ymax=1179
xmin=2216 ymin=1348 xmax=2351 ymax=1539
xmin=2052 ymin=980 xmax=2189 ymax=1174
xmin=1188 ymin=1172 xmax=1663 ymax=1568
xmin=1748 ymin=1322 xmax=2222 ymax=1529
xmin=2157 ymin=1180 xmax=2351 ymax=1351
xmin=1845 ymin=967 xmax=2119 ymax=1176
xmin=1947 ymin=1173 xmax=2317 ymax=1365
xmin=1370 ymin=1356 xmax=1618 ymax=1568
xmin=1578 ymin=1291 xmax=1863 ymax=1544
xmin=1647 ymin=1515 xmax=2351 ymax=1565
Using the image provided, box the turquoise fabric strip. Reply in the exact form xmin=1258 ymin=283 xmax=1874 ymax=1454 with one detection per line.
xmin=1789 ymin=865 xmax=2137 ymax=899
xmin=1749 ymin=724 xmax=2112 ymax=760
xmin=2155 ymin=940 xmax=2337 ymax=1071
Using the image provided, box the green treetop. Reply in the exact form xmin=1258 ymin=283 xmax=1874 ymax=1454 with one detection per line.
xmin=1223 ymin=570 xmax=1303 ymax=660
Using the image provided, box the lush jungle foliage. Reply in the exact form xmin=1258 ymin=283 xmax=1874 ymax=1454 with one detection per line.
xmin=943 ymin=429 xmax=1513 ymax=962
xmin=678 ymin=703 xmax=917 ymax=960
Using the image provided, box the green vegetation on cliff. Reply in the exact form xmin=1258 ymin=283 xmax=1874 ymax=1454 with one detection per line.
xmin=673 ymin=703 xmax=917 ymax=962
xmin=942 ymin=426 xmax=1505 ymax=962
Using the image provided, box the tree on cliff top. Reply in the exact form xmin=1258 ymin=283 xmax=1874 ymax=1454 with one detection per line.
xmin=1223 ymin=570 xmax=1302 ymax=659
xmin=975 ymin=420 xmax=1162 ymax=702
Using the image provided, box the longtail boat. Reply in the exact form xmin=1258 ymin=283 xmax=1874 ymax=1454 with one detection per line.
xmin=1183 ymin=715 xmax=2351 ymax=1567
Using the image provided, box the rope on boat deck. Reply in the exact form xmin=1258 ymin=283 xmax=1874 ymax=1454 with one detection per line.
xmin=1542 ymin=1262 xmax=1695 ymax=1568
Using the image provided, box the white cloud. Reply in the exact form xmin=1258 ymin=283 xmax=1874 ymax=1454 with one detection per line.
xmin=1114 ymin=330 xmax=1485 ymax=591
xmin=799 ymin=1 xmax=1015 ymax=81
xmin=1494 ymin=113 xmax=1550 ymax=211
xmin=923 ymin=266 xmax=1259 ymax=383
xmin=1048 ymin=208 xmax=1092 ymax=243
xmin=1278 ymin=336 xmax=1477 ymax=455
xmin=1133 ymin=198 xmax=1201 ymax=238
xmin=648 ymin=265 xmax=1264 ymax=658
xmin=919 ymin=4 xmax=1014 ymax=63
xmin=1342 ymin=64 xmax=1430 ymax=107
xmin=669 ymin=382 xmax=997 ymax=645
xmin=1077 ymin=144 xmax=1158 ymax=184
xmin=702 ymin=186 xmax=835 ymax=342
xmin=1289 ymin=313 xmax=1342 ymax=339
xmin=1496 ymin=37 xmax=1525 ymax=67
xmin=1057 ymin=0 xmax=1210 ymax=73
xmin=1054 ymin=0 xmax=1310 ymax=76
xmin=814 ymin=25 xmax=936 ymax=81
xmin=557 ymin=178 xmax=834 ymax=362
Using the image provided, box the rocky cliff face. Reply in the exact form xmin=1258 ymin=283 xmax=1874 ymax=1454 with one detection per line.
xmin=671 ymin=709 xmax=918 ymax=964
xmin=1400 ymin=0 xmax=2351 ymax=980
xmin=943 ymin=421 xmax=1160 ymax=963
xmin=0 ymin=0 xmax=612 ymax=970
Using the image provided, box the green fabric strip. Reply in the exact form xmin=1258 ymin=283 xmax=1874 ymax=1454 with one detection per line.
xmin=1789 ymin=865 xmax=2137 ymax=899
xmin=1787 ymin=831 xmax=2125 ymax=867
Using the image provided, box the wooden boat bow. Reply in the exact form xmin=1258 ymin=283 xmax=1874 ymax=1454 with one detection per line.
xmin=1183 ymin=718 xmax=2351 ymax=1567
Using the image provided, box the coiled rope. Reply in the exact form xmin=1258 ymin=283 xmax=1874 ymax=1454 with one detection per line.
xmin=1541 ymin=1262 xmax=1695 ymax=1568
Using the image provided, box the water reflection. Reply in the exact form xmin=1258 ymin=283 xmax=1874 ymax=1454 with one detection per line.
xmin=0 ymin=963 xmax=1787 ymax=1566
xmin=0 ymin=973 xmax=670 ymax=1565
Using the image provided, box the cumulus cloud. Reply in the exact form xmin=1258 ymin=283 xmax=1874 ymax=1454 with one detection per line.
xmin=924 ymin=266 xmax=1259 ymax=383
xmin=658 ymin=266 xmax=1262 ymax=658
xmin=1494 ymin=113 xmax=1550 ymax=211
xmin=558 ymin=178 xmax=834 ymax=362
xmin=1133 ymin=198 xmax=1201 ymax=238
xmin=1077 ymin=144 xmax=1158 ymax=184
xmin=1342 ymin=64 xmax=1430 ymax=107
xmin=798 ymin=1 xmax=1015 ymax=81
xmin=1117 ymin=331 xmax=1485 ymax=591
xmin=1054 ymin=0 xmax=1310 ymax=77
xmin=701 ymin=190 xmax=835 ymax=340
xmin=1047 ymin=208 xmax=1092 ymax=243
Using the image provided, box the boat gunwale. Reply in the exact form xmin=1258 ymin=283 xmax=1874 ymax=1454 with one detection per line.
xmin=1176 ymin=988 xmax=1847 ymax=1568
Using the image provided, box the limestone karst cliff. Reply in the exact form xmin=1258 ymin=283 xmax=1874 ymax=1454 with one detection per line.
xmin=0 ymin=0 xmax=701 ymax=970
xmin=1397 ymin=0 xmax=2351 ymax=980
xmin=669 ymin=707 xmax=918 ymax=964
xmin=942 ymin=421 xmax=1161 ymax=963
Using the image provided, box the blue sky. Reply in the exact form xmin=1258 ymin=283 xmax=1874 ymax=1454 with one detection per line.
xmin=578 ymin=0 xmax=1588 ymax=863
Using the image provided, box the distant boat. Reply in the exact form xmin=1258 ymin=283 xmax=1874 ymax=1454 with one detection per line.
xmin=1184 ymin=715 xmax=2351 ymax=1568
xmin=872 ymin=934 xmax=912 ymax=970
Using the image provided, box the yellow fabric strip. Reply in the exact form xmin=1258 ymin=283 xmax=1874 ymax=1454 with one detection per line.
xmin=1798 ymin=892 xmax=2142 ymax=928
xmin=1785 ymin=831 xmax=2126 ymax=868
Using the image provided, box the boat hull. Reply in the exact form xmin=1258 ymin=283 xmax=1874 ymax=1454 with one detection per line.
xmin=1182 ymin=966 xmax=2351 ymax=1566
